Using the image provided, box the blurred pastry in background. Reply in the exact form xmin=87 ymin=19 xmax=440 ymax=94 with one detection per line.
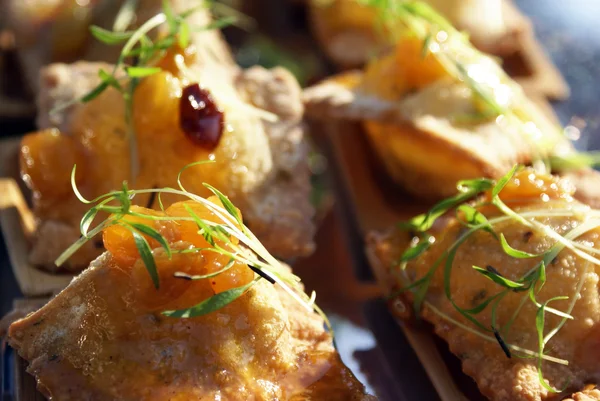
xmin=304 ymin=2 xmax=578 ymax=201
xmin=308 ymin=0 xmax=527 ymax=68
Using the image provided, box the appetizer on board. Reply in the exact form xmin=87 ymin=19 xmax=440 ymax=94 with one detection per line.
xmin=369 ymin=168 xmax=600 ymax=401
xmin=303 ymin=2 xmax=576 ymax=201
xmin=309 ymin=0 xmax=526 ymax=68
xmin=8 ymin=182 xmax=375 ymax=401
xmin=19 ymin=4 xmax=315 ymax=271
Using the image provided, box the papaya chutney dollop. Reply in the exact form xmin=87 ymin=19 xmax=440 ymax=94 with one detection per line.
xmin=102 ymin=197 xmax=254 ymax=312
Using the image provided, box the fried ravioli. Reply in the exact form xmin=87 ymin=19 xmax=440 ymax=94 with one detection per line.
xmin=304 ymin=7 xmax=573 ymax=201
xmin=20 ymin=6 xmax=315 ymax=271
xmin=369 ymin=171 xmax=600 ymax=401
xmin=9 ymin=198 xmax=374 ymax=401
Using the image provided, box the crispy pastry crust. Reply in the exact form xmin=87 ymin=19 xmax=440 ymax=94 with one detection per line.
xmin=8 ymin=252 xmax=374 ymax=400
xmin=367 ymin=213 xmax=600 ymax=401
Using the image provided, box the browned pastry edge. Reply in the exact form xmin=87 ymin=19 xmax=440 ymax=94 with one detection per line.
xmin=366 ymin=227 xmax=599 ymax=401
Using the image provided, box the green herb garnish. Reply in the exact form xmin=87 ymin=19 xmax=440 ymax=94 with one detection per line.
xmin=393 ymin=165 xmax=600 ymax=391
xmin=55 ymin=162 xmax=329 ymax=326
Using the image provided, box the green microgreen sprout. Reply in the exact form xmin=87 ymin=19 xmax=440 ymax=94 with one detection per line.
xmin=392 ymin=165 xmax=600 ymax=392
xmin=49 ymin=0 xmax=237 ymax=183
xmin=55 ymin=162 xmax=329 ymax=329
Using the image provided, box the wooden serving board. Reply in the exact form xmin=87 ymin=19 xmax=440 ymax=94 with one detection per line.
xmin=317 ymin=120 xmax=474 ymax=400
xmin=0 ymin=137 xmax=74 ymax=296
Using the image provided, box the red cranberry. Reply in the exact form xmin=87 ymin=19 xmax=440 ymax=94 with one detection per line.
xmin=179 ymin=84 xmax=224 ymax=150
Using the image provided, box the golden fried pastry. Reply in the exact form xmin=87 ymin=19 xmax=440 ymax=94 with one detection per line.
xmin=20 ymin=7 xmax=315 ymax=271
xmin=309 ymin=0 xmax=525 ymax=68
xmin=369 ymin=169 xmax=600 ymax=400
xmin=8 ymin=195 xmax=374 ymax=400
xmin=304 ymin=4 xmax=572 ymax=200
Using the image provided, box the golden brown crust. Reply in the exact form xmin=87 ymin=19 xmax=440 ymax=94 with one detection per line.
xmin=564 ymin=387 xmax=600 ymax=401
xmin=367 ymin=203 xmax=600 ymax=401
xmin=8 ymin=252 xmax=374 ymax=400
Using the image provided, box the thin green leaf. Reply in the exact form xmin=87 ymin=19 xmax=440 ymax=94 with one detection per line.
xmin=444 ymin=246 xmax=490 ymax=332
xmin=536 ymin=296 xmax=569 ymax=393
xmin=198 ymin=16 xmax=237 ymax=31
xmin=113 ymin=0 xmax=139 ymax=32
xmin=179 ymin=3 xmax=210 ymax=19
xmin=81 ymin=81 xmax=110 ymax=103
xmin=388 ymin=275 xmax=429 ymax=299
xmin=400 ymin=189 xmax=478 ymax=232
xmin=399 ymin=236 xmax=432 ymax=263
xmin=157 ymin=192 xmax=166 ymax=212
xmin=118 ymin=181 xmax=132 ymax=213
xmin=176 ymin=160 xmax=215 ymax=192
xmin=126 ymin=66 xmax=162 ymax=78
xmin=549 ymin=152 xmax=600 ymax=172
xmin=203 ymin=183 xmax=242 ymax=226
xmin=90 ymin=25 xmax=134 ymax=44
xmin=421 ymin=33 xmax=432 ymax=58
xmin=174 ymin=258 xmax=234 ymax=280
xmin=492 ymin=165 xmax=521 ymax=197
xmin=538 ymin=261 xmax=547 ymax=291
xmin=456 ymin=178 xmax=494 ymax=193
xmin=499 ymin=233 xmax=540 ymax=259
xmin=412 ymin=277 xmax=431 ymax=317
xmin=127 ymin=222 xmax=171 ymax=258
xmin=120 ymin=13 xmax=167 ymax=65
xmin=162 ymin=279 xmax=256 ymax=318
xmin=80 ymin=207 xmax=99 ymax=237
xmin=456 ymin=204 xmax=496 ymax=236
xmin=211 ymin=224 xmax=232 ymax=243
xmin=184 ymin=204 xmax=215 ymax=246
xmin=98 ymin=69 xmax=123 ymax=92
xmin=71 ymin=165 xmax=90 ymax=203
xmin=178 ymin=20 xmax=190 ymax=49
xmin=463 ymin=292 xmax=505 ymax=314
xmin=472 ymin=266 xmax=524 ymax=289
xmin=162 ymin=0 xmax=178 ymax=33
xmin=131 ymin=230 xmax=159 ymax=289
xmin=136 ymin=34 xmax=154 ymax=64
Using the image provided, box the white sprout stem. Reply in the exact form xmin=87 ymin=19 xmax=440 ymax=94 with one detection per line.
xmin=121 ymin=13 xmax=167 ymax=60
xmin=425 ymin=302 xmax=568 ymax=365
xmin=402 ymin=205 xmax=600 ymax=361
xmin=530 ymin=220 xmax=600 ymax=267
xmin=123 ymin=188 xmax=313 ymax=312
xmin=544 ymin=262 xmax=588 ymax=345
